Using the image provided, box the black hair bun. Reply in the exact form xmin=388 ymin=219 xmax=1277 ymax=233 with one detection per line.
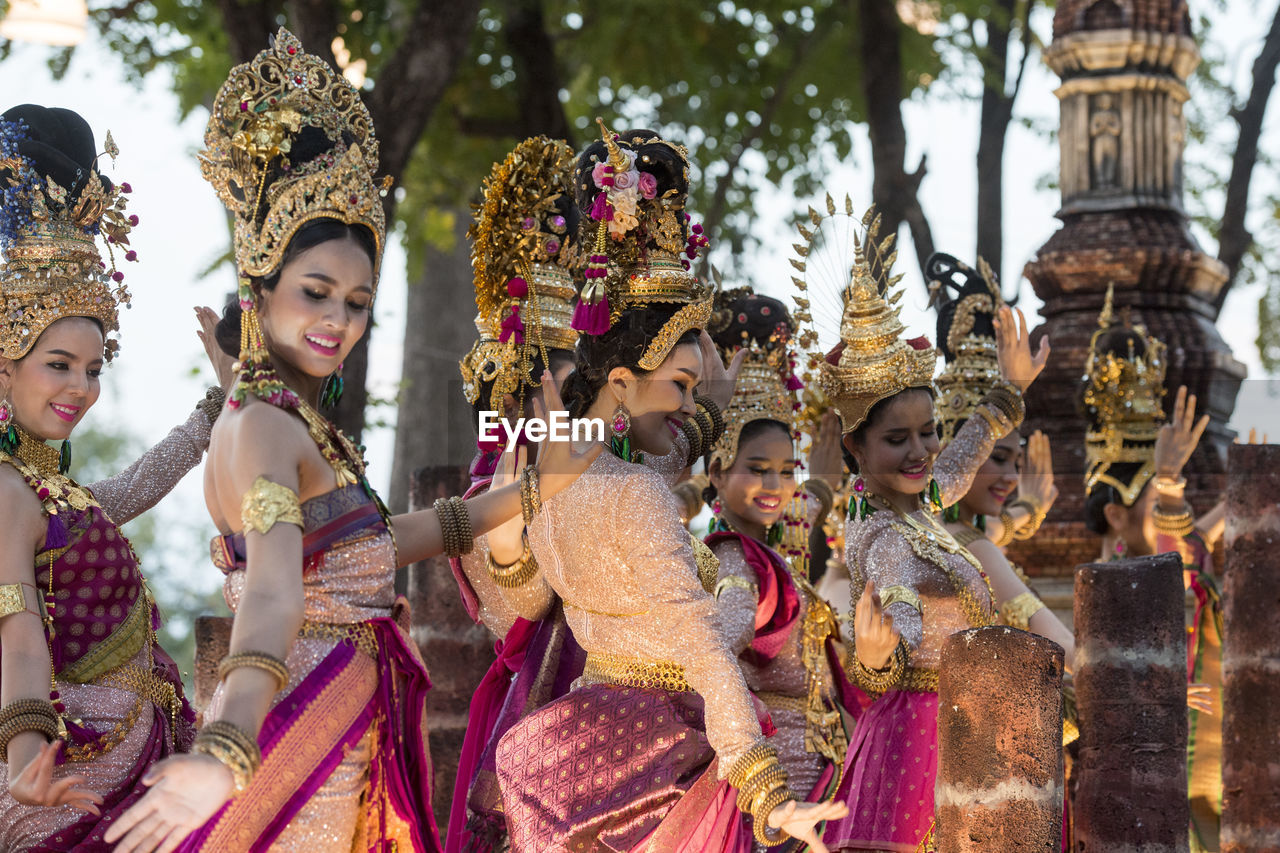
xmin=0 ymin=104 xmax=113 ymax=199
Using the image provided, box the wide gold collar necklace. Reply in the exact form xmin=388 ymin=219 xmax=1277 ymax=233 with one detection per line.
xmin=12 ymin=422 xmax=65 ymax=479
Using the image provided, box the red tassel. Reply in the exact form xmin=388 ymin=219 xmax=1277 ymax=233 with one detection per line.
xmin=785 ymin=373 xmax=804 ymax=391
xmin=590 ymin=191 xmax=610 ymax=221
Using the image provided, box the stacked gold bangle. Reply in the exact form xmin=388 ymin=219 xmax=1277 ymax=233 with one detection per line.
xmin=1009 ymin=497 xmax=1047 ymax=541
xmin=1153 ymin=503 xmax=1194 ymax=537
xmin=727 ymin=743 xmax=796 ymax=846
xmin=193 ymin=720 xmax=262 ymax=796
xmin=994 ymin=509 xmax=1018 ymax=548
xmin=694 ymin=395 xmax=725 ymax=442
xmin=679 ymin=417 xmax=705 ymax=464
xmin=487 ymin=534 xmax=540 ymax=588
xmin=847 ymin=638 xmax=908 ymax=698
xmin=197 ymin=385 xmax=227 ymax=425
xmin=218 ymin=651 xmax=290 ymax=693
xmin=0 ymin=698 xmax=61 ymax=761
xmin=980 ymin=383 xmax=1025 ymax=430
xmin=1152 ymin=475 xmax=1187 ymax=497
xmin=519 ymin=466 xmax=542 ymax=526
xmin=434 ymin=496 xmax=474 ymax=558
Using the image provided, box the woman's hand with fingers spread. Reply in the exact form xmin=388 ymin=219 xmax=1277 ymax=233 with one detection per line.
xmin=766 ymin=797 xmax=849 ymax=852
xmin=854 ymin=580 xmax=900 ymax=671
xmin=195 ymin=305 xmax=237 ymax=390
xmin=993 ymin=305 xmax=1049 ymax=392
xmin=528 ymin=372 xmax=603 ymax=500
xmin=8 ymin=739 xmax=103 ymax=814
xmin=696 ymin=330 xmax=747 ymax=411
xmin=808 ymin=409 xmax=845 ymax=489
xmin=1154 ymin=386 xmax=1209 ymax=480
xmin=1020 ymin=430 xmax=1058 ymax=512
xmin=104 ymin=753 xmax=234 ymax=853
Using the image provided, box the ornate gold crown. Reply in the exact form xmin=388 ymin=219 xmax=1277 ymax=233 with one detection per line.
xmin=1083 ymin=283 xmax=1167 ymax=505
xmin=792 ymin=201 xmax=936 ymax=434
xmin=573 ymin=121 xmax=711 ymax=369
xmin=199 ymin=28 xmax=388 ymax=283
xmin=0 ymin=115 xmax=134 ymax=362
xmin=461 ymin=137 xmax=583 ymax=418
xmin=932 ymin=256 xmax=1003 ymax=445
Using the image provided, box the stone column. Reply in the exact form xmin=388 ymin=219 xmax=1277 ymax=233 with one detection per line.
xmin=192 ymin=614 xmax=231 ymax=714
xmin=1221 ymin=444 xmax=1280 ymax=852
xmin=936 ymin=626 xmax=1065 ymax=850
xmin=406 ymin=463 xmax=495 ymax=831
xmin=1073 ymin=552 xmax=1189 ymax=851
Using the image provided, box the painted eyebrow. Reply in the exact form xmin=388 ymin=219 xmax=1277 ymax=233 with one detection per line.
xmin=46 ymin=349 xmax=81 ymax=359
xmin=301 ymin=272 xmax=374 ymax=295
xmin=674 ymin=367 xmax=698 ymax=380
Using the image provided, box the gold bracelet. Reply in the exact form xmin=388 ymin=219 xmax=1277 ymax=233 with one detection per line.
xmin=452 ymin=495 xmax=473 ymax=554
xmin=847 ymin=637 xmax=908 ymax=697
xmin=713 ymin=576 xmax=758 ymax=600
xmin=218 ymin=652 xmax=290 ymax=692
xmin=197 ymin=385 xmax=226 ymax=425
xmin=1009 ymin=497 xmax=1047 ymax=540
xmin=1153 ymin=475 xmax=1187 ymax=497
xmin=487 ymin=535 xmax=540 ymax=588
xmin=433 ymin=497 xmax=456 ymax=556
xmin=727 ymin=743 xmax=778 ymax=789
xmin=739 ymin=764 xmax=789 ymax=812
xmin=0 ymin=697 xmax=59 ymax=729
xmin=694 ymin=395 xmax=725 ymax=442
xmin=0 ymin=712 xmax=60 ymax=762
xmin=680 ymin=418 xmax=705 ymax=464
xmin=193 ymin=720 xmax=262 ymax=796
xmin=994 ymin=510 xmax=1017 ymax=548
xmin=974 ymin=404 xmax=1005 ymax=436
xmin=1153 ymin=504 xmax=1194 ymax=537
xmin=519 ymin=466 xmax=542 ymax=526
xmin=753 ymin=785 xmax=797 ymax=847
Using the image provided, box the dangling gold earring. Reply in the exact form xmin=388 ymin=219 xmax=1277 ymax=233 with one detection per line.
xmin=609 ymin=401 xmax=633 ymax=461
xmin=0 ymin=394 xmax=16 ymax=455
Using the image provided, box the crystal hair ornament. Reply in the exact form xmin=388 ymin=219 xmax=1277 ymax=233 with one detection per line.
xmin=461 ymin=136 xmax=583 ymax=423
xmin=199 ymin=28 xmax=391 ymax=411
xmin=571 ymin=120 xmax=712 ymax=367
xmin=1082 ymin=283 xmax=1167 ymax=506
xmin=931 ymin=253 xmax=1004 ymax=445
xmin=0 ymin=115 xmax=135 ymax=362
xmin=789 ymin=199 xmax=937 ymax=434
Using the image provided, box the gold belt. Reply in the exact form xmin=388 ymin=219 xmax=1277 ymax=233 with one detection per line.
xmin=755 ymin=691 xmax=808 ymax=714
xmin=64 ymin=663 xmax=182 ymax=763
xmin=582 ymin=652 xmax=693 ymax=693
xmin=891 ymin=667 xmax=939 ymax=694
xmin=298 ymin=620 xmax=379 ymax=658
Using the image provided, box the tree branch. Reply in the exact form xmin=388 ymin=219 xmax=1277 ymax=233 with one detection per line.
xmin=212 ymin=0 xmax=283 ymax=63
xmin=1215 ymin=1 xmax=1280 ymax=309
xmin=284 ymin=0 xmax=339 ymax=69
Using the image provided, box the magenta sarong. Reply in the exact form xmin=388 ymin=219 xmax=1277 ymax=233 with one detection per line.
xmin=496 ymin=684 xmax=753 ymax=853
xmin=822 ymin=689 xmax=939 ymax=852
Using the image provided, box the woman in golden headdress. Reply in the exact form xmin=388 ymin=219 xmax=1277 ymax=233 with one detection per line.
xmin=105 ymin=31 xmax=598 ymax=853
xmin=1078 ymin=285 xmax=1221 ymax=851
xmin=699 ymin=288 xmax=857 ymax=833
xmin=489 ymin=123 xmax=847 ymax=852
xmin=928 ymin=253 xmax=1074 ymax=664
xmin=447 ymin=136 xmax=587 ymax=853
xmin=786 ymin=207 xmax=1047 ymax=852
xmin=0 ymin=104 xmax=234 ymax=851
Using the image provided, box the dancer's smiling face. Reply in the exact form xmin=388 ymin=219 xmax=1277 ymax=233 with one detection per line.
xmin=608 ymin=341 xmax=702 ymax=457
xmin=958 ymin=431 xmax=1022 ymax=519
xmin=710 ymin=421 xmax=797 ymax=534
xmin=844 ymin=388 xmax=939 ymax=498
xmin=0 ymin=317 xmax=104 ymax=441
xmin=257 ymin=234 xmax=374 ymax=380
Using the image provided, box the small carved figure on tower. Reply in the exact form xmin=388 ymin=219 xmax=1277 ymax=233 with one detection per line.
xmin=1090 ymin=93 xmax=1122 ymax=189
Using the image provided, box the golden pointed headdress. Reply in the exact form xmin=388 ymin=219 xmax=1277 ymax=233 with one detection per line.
xmin=1082 ymin=283 xmax=1167 ymax=505
xmin=791 ymin=202 xmax=937 ymax=434
xmin=708 ymin=288 xmax=800 ymax=469
xmin=461 ymin=136 xmax=583 ymax=419
xmin=571 ymin=120 xmax=711 ymax=369
xmin=200 ymin=28 xmax=389 ymax=409
xmin=0 ymin=105 xmax=135 ymax=361
xmin=930 ymin=253 xmax=1004 ymax=445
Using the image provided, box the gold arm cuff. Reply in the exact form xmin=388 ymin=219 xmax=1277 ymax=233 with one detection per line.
xmin=218 ymin=652 xmax=290 ymax=692
xmin=879 ymin=585 xmax=922 ymax=613
xmin=714 ymin=575 xmax=759 ymax=600
xmin=582 ymin=652 xmax=693 ymax=692
xmin=0 ymin=583 xmax=28 ymax=620
xmin=999 ymin=592 xmax=1046 ymax=632
xmin=240 ymin=476 xmax=303 ymax=536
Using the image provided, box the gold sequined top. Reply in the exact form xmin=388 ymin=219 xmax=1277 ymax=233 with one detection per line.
xmin=846 ymin=409 xmax=1008 ymax=670
xmin=525 ymin=446 xmax=765 ymax=775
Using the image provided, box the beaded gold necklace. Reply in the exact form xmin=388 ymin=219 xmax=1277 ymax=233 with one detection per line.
xmin=3 ymin=422 xmax=94 ymax=513
xmin=862 ymin=490 xmax=998 ymax=629
xmin=295 ymin=399 xmax=364 ymax=488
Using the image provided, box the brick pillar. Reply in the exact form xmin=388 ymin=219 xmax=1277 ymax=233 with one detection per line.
xmin=1221 ymin=444 xmax=1280 ymax=852
xmin=192 ymin=614 xmax=231 ymax=715
xmin=936 ymin=626 xmax=1065 ymax=850
xmin=1073 ymin=552 xmax=1189 ymax=851
xmin=407 ymin=464 xmax=495 ymax=833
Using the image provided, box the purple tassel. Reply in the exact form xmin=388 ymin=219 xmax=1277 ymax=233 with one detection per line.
xmin=589 ymin=191 xmax=610 ymax=221
xmin=499 ymin=306 xmax=525 ymax=344
xmin=571 ymin=294 xmax=611 ymax=335
xmin=44 ymin=514 xmax=69 ymax=550
xmin=785 ymin=373 xmax=804 ymax=391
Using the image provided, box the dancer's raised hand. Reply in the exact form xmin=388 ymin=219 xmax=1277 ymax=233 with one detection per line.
xmin=766 ymin=797 xmax=850 ymax=852
xmin=1154 ymin=386 xmax=1209 ymax=480
xmin=854 ymin=580 xmax=901 ymax=671
xmin=993 ymin=305 xmax=1049 ymax=392
xmin=696 ymin=330 xmax=748 ymax=411
xmin=8 ymin=739 xmax=103 ymax=814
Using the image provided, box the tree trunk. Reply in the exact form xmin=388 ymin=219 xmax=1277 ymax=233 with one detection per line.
xmin=856 ymin=0 xmax=934 ymax=282
xmin=1215 ymin=1 xmax=1280 ymax=310
xmin=389 ymin=211 xmax=479 ymax=514
xmin=974 ymin=0 xmax=1019 ymax=281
